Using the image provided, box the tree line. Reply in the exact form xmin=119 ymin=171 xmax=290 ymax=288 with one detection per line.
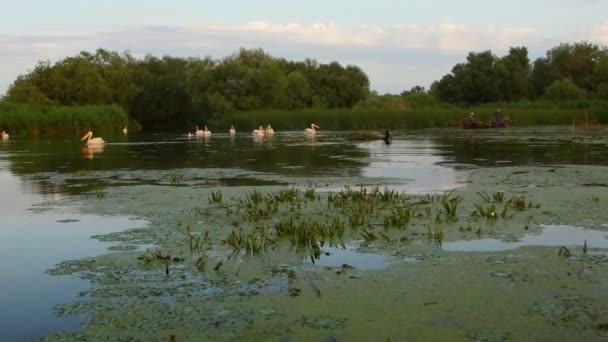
xmin=3 ymin=41 xmax=607 ymax=130
xmin=3 ymin=48 xmax=369 ymax=129
xmin=430 ymin=42 xmax=608 ymax=104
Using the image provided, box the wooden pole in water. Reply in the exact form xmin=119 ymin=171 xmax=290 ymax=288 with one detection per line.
xmin=572 ymin=116 xmax=575 ymax=132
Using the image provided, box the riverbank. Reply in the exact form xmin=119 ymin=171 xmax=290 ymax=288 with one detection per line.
xmin=209 ymin=101 xmax=608 ymax=131
xmin=0 ymin=103 xmax=129 ymax=137
xmin=39 ymin=164 xmax=608 ymax=341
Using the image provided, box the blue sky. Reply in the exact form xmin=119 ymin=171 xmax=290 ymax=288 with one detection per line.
xmin=1 ymin=0 xmax=607 ymax=94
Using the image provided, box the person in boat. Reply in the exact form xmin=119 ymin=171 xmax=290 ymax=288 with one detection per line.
xmin=493 ymin=108 xmax=506 ymax=127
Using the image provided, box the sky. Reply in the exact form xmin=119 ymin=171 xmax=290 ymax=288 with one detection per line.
xmin=1 ymin=0 xmax=607 ymax=95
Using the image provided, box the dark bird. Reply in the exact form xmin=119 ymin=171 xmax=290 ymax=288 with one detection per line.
xmin=382 ymin=130 xmax=392 ymax=144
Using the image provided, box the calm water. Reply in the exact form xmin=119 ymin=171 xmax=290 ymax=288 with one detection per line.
xmin=0 ymin=126 xmax=607 ymax=340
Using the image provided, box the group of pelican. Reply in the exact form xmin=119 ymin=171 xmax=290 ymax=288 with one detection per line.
xmin=253 ymin=125 xmax=274 ymax=137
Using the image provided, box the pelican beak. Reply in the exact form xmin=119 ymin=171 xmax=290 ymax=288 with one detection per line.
xmin=81 ymin=132 xmax=90 ymax=141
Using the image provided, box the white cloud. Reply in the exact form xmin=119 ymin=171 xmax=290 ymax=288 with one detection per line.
xmin=575 ymin=21 xmax=608 ymax=45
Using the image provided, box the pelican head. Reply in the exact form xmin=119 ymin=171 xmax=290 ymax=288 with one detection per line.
xmin=311 ymin=123 xmax=320 ymax=129
xmin=81 ymin=131 xmax=93 ymax=141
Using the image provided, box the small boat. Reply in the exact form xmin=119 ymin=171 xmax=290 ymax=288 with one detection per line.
xmin=461 ymin=114 xmax=509 ymax=129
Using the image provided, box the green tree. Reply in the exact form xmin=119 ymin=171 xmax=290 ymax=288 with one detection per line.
xmin=544 ymin=78 xmax=587 ymax=100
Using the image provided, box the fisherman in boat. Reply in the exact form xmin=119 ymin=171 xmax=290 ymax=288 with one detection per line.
xmin=493 ymin=108 xmax=506 ymax=127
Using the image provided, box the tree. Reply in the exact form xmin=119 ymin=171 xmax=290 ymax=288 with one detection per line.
xmin=544 ymin=78 xmax=587 ymax=100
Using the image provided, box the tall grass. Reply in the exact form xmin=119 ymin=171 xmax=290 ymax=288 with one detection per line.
xmin=209 ymin=100 xmax=608 ymax=130
xmin=0 ymin=103 xmax=129 ymax=136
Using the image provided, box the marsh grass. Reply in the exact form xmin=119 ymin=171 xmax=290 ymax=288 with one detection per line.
xmin=94 ymin=189 xmax=105 ymax=200
xmin=208 ymin=101 xmax=608 ymax=131
xmin=226 ymin=229 xmax=275 ymax=255
xmin=383 ymin=207 xmax=411 ymax=229
xmin=166 ymin=171 xmax=184 ymax=185
xmin=473 ymin=203 xmax=498 ymax=219
xmin=186 ymin=225 xmax=209 ymax=254
xmin=208 ymin=189 xmax=223 ymax=204
xmin=509 ymin=195 xmax=527 ymax=210
xmin=0 ymin=103 xmax=129 ymax=136
xmin=72 ymin=169 xmax=89 ymax=178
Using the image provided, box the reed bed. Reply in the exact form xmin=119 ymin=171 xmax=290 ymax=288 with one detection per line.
xmin=209 ymin=100 xmax=608 ymax=130
xmin=0 ymin=103 xmax=129 ymax=136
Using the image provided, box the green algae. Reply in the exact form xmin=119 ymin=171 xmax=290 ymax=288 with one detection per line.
xmin=40 ymin=165 xmax=608 ymax=341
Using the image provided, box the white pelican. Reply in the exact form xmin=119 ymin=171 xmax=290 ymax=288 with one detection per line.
xmin=202 ymin=125 xmax=211 ymax=137
xmin=264 ymin=125 xmax=274 ymax=136
xmin=253 ymin=126 xmax=265 ymax=136
xmin=304 ymin=123 xmax=320 ymax=135
xmin=229 ymin=125 xmax=236 ymax=135
xmin=122 ymin=126 xmax=128 ymax=134
xmin=1 ymin=130 xmax=9 ymax=140
xmin=195 ymin=126 xmax=204 ymax=136
xmin=81 ymin=131 xmax=105 ymax=146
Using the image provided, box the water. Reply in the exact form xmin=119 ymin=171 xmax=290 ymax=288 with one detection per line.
xmin=1 ymin=126 xmax=607 ymax=340
xmin=443 ymin=225 xmax=608 ymax=252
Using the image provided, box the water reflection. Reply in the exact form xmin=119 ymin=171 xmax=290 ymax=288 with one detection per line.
xmin=361 ymin=138 xmax=466 ymax=192
xmin=81 ymin=145 xmax=104 ymax=160
xmin=2 ymin=127 xmax=608 ymax=198
xmin=0 ymin=164 xmax=147 ymax=341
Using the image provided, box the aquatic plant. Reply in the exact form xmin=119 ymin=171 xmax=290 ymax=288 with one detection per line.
xmin=558 ymin=246 xmax=571 ymax=257
xmin=492 ymin=191 xmax=505 ymax=203
xmin=360 ymin=228 xmax=378 ymax=243
xmin=243 ymin=189 xmax=265 ymax=208
xmin=434 ymin=220 xmax=443 ymax=246
xmin=304 ymin=188 xmax=316 ymax=200
xmin=95 ymin=189 xmax=105 ymax=200
xmin=272 ymin=188 xmax=301 ymax=203
xmin=509 ymin=195 xmax=526 ymax=210
xmin=383 ymin=207 xmax=411 ymax=229
xmin=442 ymin=194 xmax=461 ymax=222
xmin=0 ymin=103 xmax=129 ymax=136
xmin=208 ymin=189 xmax=223 ymax=204
xmin=166 ymin=171 xmax=184 ymax=185
xmin=244 ymin=201 xmax=279 ymax=221
xmin=72 ymin=169 xmax=89 ymax=178
xmin=186 ymin=225 xmax=209 ymax=254
xmin=225 ymin=229 xmax=275 ymax=255
xmin=473 ymin=203 xmax=498 ymax=219
xmin=379 ymin=188 xmax=401 ymax=203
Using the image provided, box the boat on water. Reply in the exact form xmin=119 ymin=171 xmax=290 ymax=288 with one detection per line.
xmin=461 ymin=114 xmax=509 ymax=129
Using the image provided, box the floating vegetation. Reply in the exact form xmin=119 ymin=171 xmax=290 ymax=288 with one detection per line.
xmin=592 ymin=195 xmax=600 ymax=203
xmin=208 ymin=189 xmax=223 ymax=204
xmin=272 ymin=188 xmax=301 ymax=203
xmin=166 ymin=170 xmax=184 ymax=185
